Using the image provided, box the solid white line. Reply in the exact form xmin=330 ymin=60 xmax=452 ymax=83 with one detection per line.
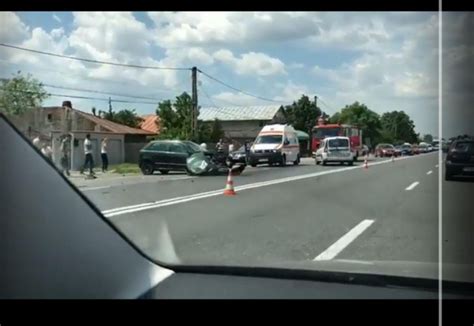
xmin=82 ymin=186 xmax=111 ymax=191
xmin=103 ymin=154 xmax=425 ymax=217
xmin=313 ymin=219 xmax=374 ymax=261
xmin=427 ymin=170 xmax=433 ymax=175
xmin=405 ymin=181 xmax=420 ymax=191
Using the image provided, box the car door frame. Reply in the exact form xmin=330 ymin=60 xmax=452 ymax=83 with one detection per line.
xmin=166 ymin=142 xmax=190 ymax=171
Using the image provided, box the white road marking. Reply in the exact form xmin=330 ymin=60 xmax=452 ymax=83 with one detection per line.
xmin=313 ymin=219 xmax=375 ymax=261
xmin=435 ymin=164 xmax=439 ymax=168
xmin=427 ymin=170 xmax=433 ymax=175
xmin=82 ymin=186 xmax=111 ymax=191
xmin=405 ymin=181 xmax=420 ymax=191
xmin=103 ymin=153 xmax=426 ymax=217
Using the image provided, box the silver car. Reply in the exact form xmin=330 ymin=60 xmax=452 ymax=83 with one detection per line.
xmin=315 ymin=136 xmax=354 ymax=166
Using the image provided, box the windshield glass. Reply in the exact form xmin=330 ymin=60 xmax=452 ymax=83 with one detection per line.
xmin=184 ymin=141 xmax=203 ymax=153
xmin=313 ymin=127 xmax=341 ymax=138
xmin=5 ymin=11 xmax=474 ymax=289
xmin=255 ymin=135 xmax=282 ymax=144
xmin=328 ymin=138 xmax=349 ymax=148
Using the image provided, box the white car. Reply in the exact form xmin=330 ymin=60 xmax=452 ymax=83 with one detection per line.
xmin=315 ymin=136 xmax=354 ymax=166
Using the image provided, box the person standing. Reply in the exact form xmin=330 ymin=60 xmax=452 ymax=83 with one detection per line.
xmin=81 ymin=134 xmax=95 ymax=176
xmin=101 ymin=137 xmax=109 ymax=173
xmin=60 ymin=135 xmax=71 ymax=176
xmin=41 ymin=142 xmax=53 ymax=161
xmin=228 ymin=142 xmax=235 ymax=153
xmin=216 ymin=138 xmax=224 ymax=152
xmin=32 ymin=136 xmax=41 ymax=148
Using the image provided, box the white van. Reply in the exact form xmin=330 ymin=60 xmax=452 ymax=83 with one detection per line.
xmin=315 ymin=136 xmax=354 ymax=166
xmin=249 ymin=124 xmax=300 ymax=167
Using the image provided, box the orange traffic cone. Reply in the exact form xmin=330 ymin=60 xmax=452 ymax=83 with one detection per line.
xmin=223 ymin=169 xmax=236 ymax=196
xmin=363 ymin=155 xmax=368 ymax=169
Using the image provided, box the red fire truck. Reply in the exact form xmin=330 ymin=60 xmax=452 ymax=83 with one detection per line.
xmin=311 ymin=117 xmax=363 ymax=161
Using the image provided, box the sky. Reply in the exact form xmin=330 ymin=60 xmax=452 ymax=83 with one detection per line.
xmin=0 ymin=11 xmax=472 ymax=138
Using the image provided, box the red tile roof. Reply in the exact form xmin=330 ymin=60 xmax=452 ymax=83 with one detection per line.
xmin=139 ymin=114 xmax=160 ymax=134
xmin=41 ymin=106 xmax=155 ymax=135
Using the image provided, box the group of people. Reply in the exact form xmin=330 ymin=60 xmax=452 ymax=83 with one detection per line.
xmin=32 ymin=134 xmax=109 ymax=178
xmin=80 ymin=134 xmax=109 ymax=177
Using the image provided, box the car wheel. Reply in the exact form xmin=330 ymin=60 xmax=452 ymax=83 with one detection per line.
xmin=141 ymin=162 xmax=154 ymax=175
xmin=348 ymin=161 xmax=354 ymax=166
xmin=159 ymin=169 xmax=169 ymax=175
xmin=280 ymin=155 xmax=286 ymax=167
xmin=322 ymin=160 xmax=327 ymax=166
xmin=293 ymin=154 xmax=300 ymax=165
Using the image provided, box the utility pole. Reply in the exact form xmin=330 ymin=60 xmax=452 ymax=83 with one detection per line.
xmin=309 ymin=95 xmax=319 ymax=153
xmin=191 ymin=66 xmax=198 ymax=140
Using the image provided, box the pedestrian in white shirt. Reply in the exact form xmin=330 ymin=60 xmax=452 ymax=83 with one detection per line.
xmin=80 ymin=134 xmax=95 ymax=176
xmin=101 ymin=138 xmax=109 ymax=173
xmin=32 ymin=136 xmax=41 ymax=148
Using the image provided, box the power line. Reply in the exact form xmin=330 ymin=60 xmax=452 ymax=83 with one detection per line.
xmin=0 ymin=43 xmax=191 ymax=71
xmin=197 ymin=69 xmax=282 ymax=104
xmin=42 ymin=83 xmax=165 ymax=102
xmin=0 ymin=88 xmax=159 ymax=105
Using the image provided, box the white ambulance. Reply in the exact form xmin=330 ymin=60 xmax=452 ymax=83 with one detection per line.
xmin=248 ymin=124 xmax=301 ymax=167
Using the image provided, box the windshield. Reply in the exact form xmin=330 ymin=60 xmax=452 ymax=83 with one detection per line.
xmin=313 ymin=127 xmax=341 ymax=139
xmin=5 ymin=11 xmax=474 ymax=290
xmin=255 ymin=135 xmax=282 ymax=144
xmin=184 ymin=141 xmax=204 ymax=153
xmin=328 ymin=138 xmax=349 ymax=148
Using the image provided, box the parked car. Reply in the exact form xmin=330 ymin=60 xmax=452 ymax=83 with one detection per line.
xmin=229 ymin=145 xmax=248 ymax=165
xmin=394 ymin=145 xmax=402 ymax=156
xmin=139 ymin=140 xmax=208 ymax=175
xmin=412 ymin=145 xmax=420 ymax=155
xmin=445 ymin=139 xmax=474 ymax=180
xmin=418 ymin=143 xmax=429 ymax=153
xmin=375 ymin=144 xmax=397 ymax=157
xmin=400 ymin=144 xmax=413 ymax=156
xmin=315 ymin=136 xmax=354 ymax=166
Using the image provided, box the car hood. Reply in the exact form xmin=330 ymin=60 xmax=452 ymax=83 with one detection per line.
xmin=264 ymin=259 xmax=474 ymax=284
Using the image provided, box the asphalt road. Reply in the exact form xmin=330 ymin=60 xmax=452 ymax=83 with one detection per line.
xmin=77 ymin=152 xmax=473 ymax=267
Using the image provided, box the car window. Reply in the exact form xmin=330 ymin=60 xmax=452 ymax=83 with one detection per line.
xmin=168 ymin=143 xmax=188 ymax=154
xmin=454 ymin=141 xmax=474 ymax=153
xmin=328 ymin=138 xmax=349 ymax=148
xmin=147 ymin=142 xmax=167 ymax=151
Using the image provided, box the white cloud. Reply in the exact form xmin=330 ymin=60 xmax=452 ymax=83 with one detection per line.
xmin=213 ymin=49 xmax=286 ymax=76
xmin=0 ymin=12 xmax=29 ymax=44
xmin=273 ymin=81 xmax=313 ymax=103
xmin=147 ymin=12 xmax=319 ymax=47
xmin=53 ymin=14 xmax=62 ymax=23
xmin=288 ymin=63 xmax=304 ymax=69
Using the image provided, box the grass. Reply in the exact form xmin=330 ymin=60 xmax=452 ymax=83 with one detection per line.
xmin=109 ymin=163 xmax=141 ymax=174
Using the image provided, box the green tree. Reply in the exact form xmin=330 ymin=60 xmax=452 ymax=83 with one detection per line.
xmin=380 ymin=110 xmax=418 ymax=144
xmin=0 ymin=71 xmax=49 ymax=115
xmin=282 ymin=95 xmax=321 ymax=134
xmin=331 ymin=102 xmax=382 ymax=146
xmin=422 ymin=134 xmax=434 ymax=143
xmin=98 ymin=107 xmax=141 ymax=128
xmin=156 ymin=92 xmax=194 ymax=140
xmin=209 ymin=119 xmax=224 ymax=142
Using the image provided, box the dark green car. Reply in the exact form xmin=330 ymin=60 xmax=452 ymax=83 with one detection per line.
xmin=138 ymin=140 xmax=205 ymax=175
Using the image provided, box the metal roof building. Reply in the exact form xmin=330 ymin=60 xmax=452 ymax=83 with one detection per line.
xmin=198 ymin=105 xmax=283 ymax=122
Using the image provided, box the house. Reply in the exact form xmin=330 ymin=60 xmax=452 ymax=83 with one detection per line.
xmin=139 ymin=114 xmax=160 ymax=134
xmin=9 ymin=101 xmax=155 ymax=170
xmin=198 ymin=105 xmax=286 ymax=144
